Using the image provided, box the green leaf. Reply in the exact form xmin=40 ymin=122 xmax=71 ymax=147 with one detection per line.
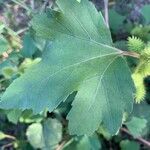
xmin=26 ymin=118 xmax=62 ymax=149
xmin=0 ymin=0 xmax=134 ymax=135
xmin=125 ymin=116 xmax=147 ymax=137
xmin=76 ymin=135 xmax=101 ymax=150
xmin=109 ymin=8 xmax=125 ymax=32
xmin=26 ymin=122 xmax=44 ymax=149
xmin=0 ymin=131 xmax=7 ymax=140
xmin=63 ymin=134 xmax=101 ymax=150
xmin=120 ymin=140 xmax=140 ymax=150
xmin=97 ymin=125 xmax=112 ymax=140
xmin=0 ymin=36 xmax=9 ymax=55
xmin=0 ymin=52 xmax=20 ymax=74
xmin=2 ymin=67 xmax=16 ymax=79
xmin=21 ymin=33 xmax=37 ymax=58
xmin=132 ymin=102 xmax=150 ymax=126
xmin=19 ymin=109 xmax=43 ymax=123
xmin=6 ymin=109 xmax=22 ymax=124
xmin=141 ymin=5 xmax=150 ymax=24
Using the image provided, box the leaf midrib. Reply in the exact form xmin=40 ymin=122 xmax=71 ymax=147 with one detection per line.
xmin=22 ymin=52 xmax=121 ymax=104
xmin=86 ymin=55 xmax=119 ymax=111
xmin=41 ymin=52 xmax=120 ymax=83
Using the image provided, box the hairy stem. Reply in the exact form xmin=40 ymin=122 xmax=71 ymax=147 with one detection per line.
xmin=121 ymin=51 xmax=140 ymax=58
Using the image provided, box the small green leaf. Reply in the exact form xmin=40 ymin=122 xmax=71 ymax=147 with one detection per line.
xmin=0 ymin=131 xmax=7 ymax=140
xmin=132 ymin=102 xmax=150 ymax=126
xmin=0 ymin=36 xmax=9 ymax=55
xmin=125 ymin=117 xmax=147 ymax=137
xmin=26 ymin=123 xmax=44 ymax=149
xmin=21 ymin=33 xmax=37 ymax=58
xmin=141 ymin=5 xmax=150 ymax=24
xmin=109 ymin=8 xmax=125 ymax=32
xmin=63 ymin=134 xmax=101 ymax=150
xmin=97 ymin=125 xmax=112 ymax=140
xmin=6 ymin=109 xmax=22 ymax=124
xmin=19 ymin=109 xmax=43 ymax=123
xmin=26 ymin=119 xmax=62 ymax=149
xmin=120 ymin=140 xmax=140 ymax=150
xmin=2 ymin=67 xmax=16 ymax=79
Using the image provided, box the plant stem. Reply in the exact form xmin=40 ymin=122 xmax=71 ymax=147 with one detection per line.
xmin=5 ymin=134 xmax=16 ymax=140
xmin=104 ymin=0 xmax=109 ymax=28
xmin=30 ymin=0 xmax=35 ymax=10
xmin=121 ymin=51 xmax=140 ymax=58
xmin=121 ymin=128 xmax=150 ymax=148
xmin=40 ymin=0 xmax=50 ymax=13
xmin=56 ymin=141 xmax=67 ymax=150
xmin=1 ymin=143 xmax=14 ymax=150
xmin=16 ymin=27 xmax=29 ymax=35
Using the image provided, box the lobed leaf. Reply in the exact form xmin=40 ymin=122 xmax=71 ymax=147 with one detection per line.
xmin=0 ymin=0 xmax=134 ymax=135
